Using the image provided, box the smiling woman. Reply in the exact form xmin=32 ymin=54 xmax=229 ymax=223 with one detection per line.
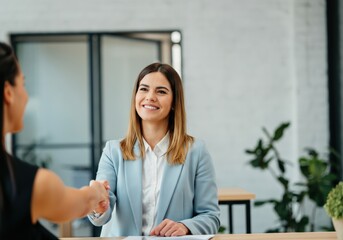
xmin=88 ymin=63 xmax=220 ymax=237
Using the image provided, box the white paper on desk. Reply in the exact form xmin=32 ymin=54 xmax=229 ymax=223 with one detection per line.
xmin=123 ymin=235 xmax=214 ymax=240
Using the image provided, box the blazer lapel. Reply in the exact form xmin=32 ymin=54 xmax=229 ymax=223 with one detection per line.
xmin=124 ymin=143 xmax=142 ymax=233
xmin=156 ymin=162 xmax=184 ymax=224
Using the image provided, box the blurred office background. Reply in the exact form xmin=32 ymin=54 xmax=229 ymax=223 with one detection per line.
xmin=0 ymin=0 xmax=341 ymax=237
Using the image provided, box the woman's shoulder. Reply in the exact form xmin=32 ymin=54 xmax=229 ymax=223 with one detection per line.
xmin=185 ymin=138 xmax=210 ymax=161
xmin=189 ymin=137 xmax=207 ymax=151
xmin=13 ymin=156 xmax=38 ymax=168
xmin=102 ymin=139 xmax=124 ymax=159
xmin=12 ymin=157 xmax=39 ymax=179
xmin=104 ymin=139 xmax=121 ymax=146
xmin=103 ymin=139 xmax=125 ymax=150
xmin=186 ymin=138 xmax=214 ymax=169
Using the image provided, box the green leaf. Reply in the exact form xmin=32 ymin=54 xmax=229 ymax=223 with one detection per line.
xmin=294 ymin=182 xmax=306 ymax=187
xmin=277 ymin=176 xmax=289 ymax=189
xmin=277 ymin=159 xmax=286 ymax=173
xmin=299 ymin=157 xmax=310 ymax=176
xmin=274 ymin=200 xmax=291 ymax=219
xmin=295 ymin=191 xmax=307 ymax=203
xmin=294 ymin=216 xmax=309 ymax=232
xmin=266 ymin=228 xmax=281 ymax=233
xmin=245 ymin=149 xmax=256 ymax=154
xmin=254 ymin=201 xmax=267 ymax=207
xmin=218 ymin=226 xmax=226 ymax=233
xmin=273 ymin=122 xmax=290 ymax=141
xmin=304 ymin=147 xmax=318 ymax=158
xmin=248 ymin=154 xmax=273 ymax=170
xmin=254 ymin=199 xmax=276 ymax=207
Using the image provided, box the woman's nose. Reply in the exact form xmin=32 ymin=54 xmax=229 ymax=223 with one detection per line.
xmin=146 ymin=91 xmax=156 ymax=101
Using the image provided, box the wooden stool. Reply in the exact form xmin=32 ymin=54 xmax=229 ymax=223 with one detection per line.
xmin=218 ymin=188 xmax=256 ymax=233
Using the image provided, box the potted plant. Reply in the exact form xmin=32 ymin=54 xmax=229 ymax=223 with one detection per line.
xmin=246 ymin=122 xmax=338 ymax=232
xmin=324 ymin=182 xmax=343 ymax=240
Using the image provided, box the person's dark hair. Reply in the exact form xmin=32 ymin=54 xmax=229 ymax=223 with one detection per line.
xmin=0 ymin=42 xmax=19 ymax=234
xmin=0 ymin=42 xmax=18 ymax=145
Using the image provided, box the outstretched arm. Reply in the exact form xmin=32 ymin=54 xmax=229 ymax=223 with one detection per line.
xmin=31 ymin=168 xmax=109 ymax=224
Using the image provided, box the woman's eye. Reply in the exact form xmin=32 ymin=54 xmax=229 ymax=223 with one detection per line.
xmin=139 ymin=87 xmax=148 ymax=91
xmin=157 ymin=90 xmax=167 ymax=94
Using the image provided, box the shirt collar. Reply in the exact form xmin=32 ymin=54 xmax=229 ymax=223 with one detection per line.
xmin=143 ymin=132 xmax=170 ymax=157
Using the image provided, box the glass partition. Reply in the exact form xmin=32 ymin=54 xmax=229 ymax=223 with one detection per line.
xmin=16 ymin=42 xmax=90 ymax=145
xmin=102 ymin=35 xmax=159 ymax=141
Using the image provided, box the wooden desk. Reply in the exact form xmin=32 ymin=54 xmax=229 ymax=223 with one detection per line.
xmin=60 ymin=232 xmax=337 ymax=240
xmin=218 ymin=188 xmax=256 ymax=234
xmin=213 ymin=232 xmax=337 ymax=239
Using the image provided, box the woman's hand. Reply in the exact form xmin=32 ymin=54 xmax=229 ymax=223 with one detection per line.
xmin=150 ymin=218 xmax=190 ymax=237
xmin=89 ymin=180 xmax=110 ymax=213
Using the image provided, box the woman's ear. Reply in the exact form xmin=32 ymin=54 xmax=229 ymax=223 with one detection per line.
xmin=3 ymin=81 xmax=14 ymax=105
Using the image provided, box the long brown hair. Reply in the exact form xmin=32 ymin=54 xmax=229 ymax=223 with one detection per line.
xmin=0 ymin=42 xmax=19 ymax=234
xmin=120 ymin=63 xmax=193 ymax=165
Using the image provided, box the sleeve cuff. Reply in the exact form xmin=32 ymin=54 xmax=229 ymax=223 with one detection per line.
xmin=88 ymin=207 xmax=111 ymax=226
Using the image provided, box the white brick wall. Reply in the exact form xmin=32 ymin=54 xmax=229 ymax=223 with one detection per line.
xmin=0 ymin=0 xmax=328 ymax=233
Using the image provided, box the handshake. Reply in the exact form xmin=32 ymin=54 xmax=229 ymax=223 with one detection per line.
xmin=89 ymin=180 xmax=111 ymax=215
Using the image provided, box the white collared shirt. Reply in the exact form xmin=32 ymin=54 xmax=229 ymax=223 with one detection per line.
xmin=141 ymin=133 xmax=169 ymax=236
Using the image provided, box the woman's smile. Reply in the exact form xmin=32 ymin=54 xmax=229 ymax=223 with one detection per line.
xmin=143 ymin=104 xmax=160 ymax=110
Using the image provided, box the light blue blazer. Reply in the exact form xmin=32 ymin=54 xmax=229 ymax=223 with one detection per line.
xmin=88 ymin=139 xmax=220 ymax=237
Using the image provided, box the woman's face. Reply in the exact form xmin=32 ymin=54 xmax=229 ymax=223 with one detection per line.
xmin=6 ymin=66 xmax=28 ymax=133
xmin=135 ymin=72 xmax=173 ymax=126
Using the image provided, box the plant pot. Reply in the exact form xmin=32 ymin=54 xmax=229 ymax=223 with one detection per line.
xmin=333 ymin=218 xmax=343 ymax=240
